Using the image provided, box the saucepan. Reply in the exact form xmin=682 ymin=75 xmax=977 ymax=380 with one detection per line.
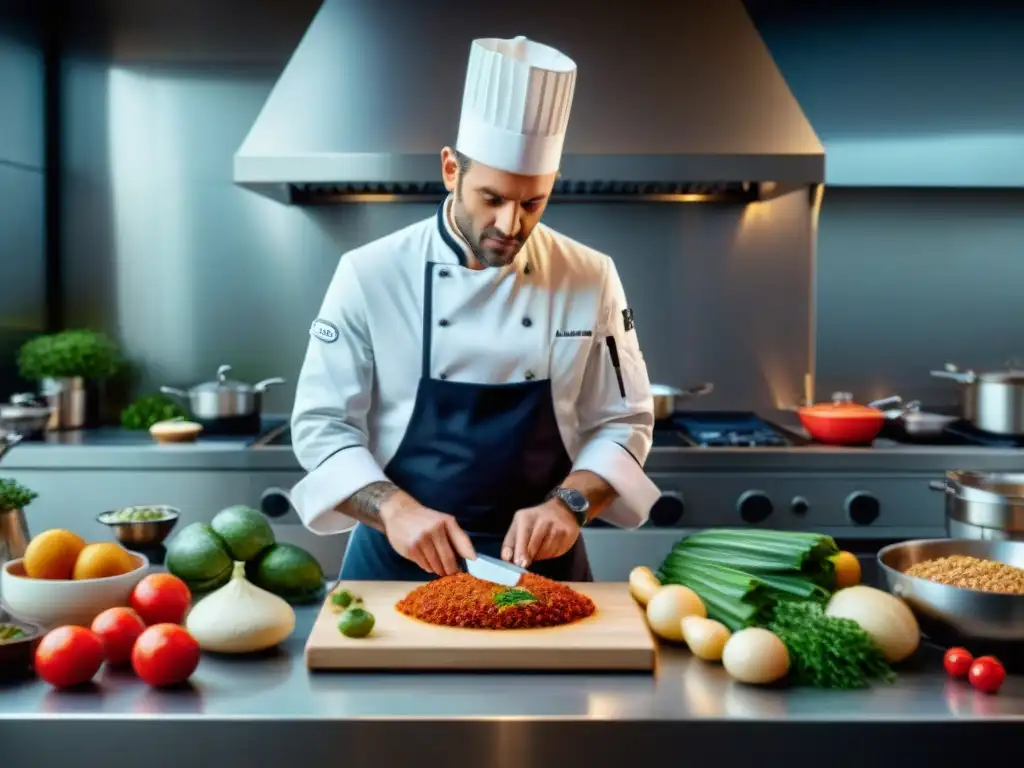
xmin=651 ymin=382 xmax=714 ymax=421
xmin=161 ymin=364 xmax=285 ymax=421
xmin=930 ymin=361 xmax=1024 ymax=436
xmin=796 ymin=392 xmax=895 ymax=445
xmin=873 ymin=394 xmax=958 ymax=438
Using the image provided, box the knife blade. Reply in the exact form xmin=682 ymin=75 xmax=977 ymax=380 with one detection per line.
xmin=464 ymin=553 xmax=526 ymax=586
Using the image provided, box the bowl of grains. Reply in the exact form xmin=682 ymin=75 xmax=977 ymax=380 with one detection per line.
xmin=878 ymin=538 xmax=1024 ymax=644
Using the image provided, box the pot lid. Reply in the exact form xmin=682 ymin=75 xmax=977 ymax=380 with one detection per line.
xmin=976 ymin=370 xmax=1024 ymax=384
xmin=801 ymin=392 xmax=882 ymax=418
xmin=946 ymin=470 xmax=1024 ymax=504
xmin=191 ymin=365 xmax=254 ymax=394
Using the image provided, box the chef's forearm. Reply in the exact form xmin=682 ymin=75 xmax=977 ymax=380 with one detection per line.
xmin=336 ymin=480 xmax=403 ymax=532
xmin=561 ymin=470 xmax=618 ymax=521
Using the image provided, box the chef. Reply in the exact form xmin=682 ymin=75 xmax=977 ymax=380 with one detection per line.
xmin=290 ymin=35 xmax=659 ymax=582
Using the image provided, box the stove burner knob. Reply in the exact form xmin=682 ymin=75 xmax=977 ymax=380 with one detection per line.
xmin=846 ymin=491 xmax=880 ymax=526
xmin=260 ymin=487 xmax=294 ymax=519
xmin=649 ymin=492 xmax=685 ymax=527
xmin=791 ymin=496 xmax=810 ymax=516
xmin=737 ymin=490 xmax=773 ymax=524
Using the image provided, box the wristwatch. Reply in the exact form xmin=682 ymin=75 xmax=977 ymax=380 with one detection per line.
xmin=546 ymin=487 xmax=590 ymax=527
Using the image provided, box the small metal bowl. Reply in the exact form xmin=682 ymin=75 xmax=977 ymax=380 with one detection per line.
xmin=0 ymin=613 xmax=43 ymax=680
xmin=878 ymin=538 xmax=1024 ymax=645
xmin=97 ymin=505 xmax=180 ymax=547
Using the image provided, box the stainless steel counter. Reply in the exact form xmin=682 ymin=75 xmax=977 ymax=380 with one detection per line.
xmin=4 ymin=431 xmax=1024 ymax=472
xmin=2 ymin=604 xmax=1022 ymax=768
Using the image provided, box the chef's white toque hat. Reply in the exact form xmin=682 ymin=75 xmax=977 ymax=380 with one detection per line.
xmin=456 ymin=36 xmax=577 ymax=176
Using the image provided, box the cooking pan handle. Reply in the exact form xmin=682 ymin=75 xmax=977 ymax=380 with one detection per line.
xmin=680 ymin=382 xmax=714 ymax=398
xmin=868 ymin=395 xmax=903 ymax=410
xmin=928 ymin=480 xmax=950 ymax=493
xmin=929 ymin=362 xmax=976 ymax=384
xmin=253 ymin=377 xmax=286 ymax=393
xmin=159 ymin=386 xmax=188 ymax=400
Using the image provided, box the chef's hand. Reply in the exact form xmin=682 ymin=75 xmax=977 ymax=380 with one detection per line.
xmin=502 ymin=500 xmax=580 ymax=569
xmin=380 ymin=494 xmax=476 ymax=576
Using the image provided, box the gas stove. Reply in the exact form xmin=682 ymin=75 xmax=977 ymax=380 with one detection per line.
xmin=653 ymin=411 xmax=806 ymax=448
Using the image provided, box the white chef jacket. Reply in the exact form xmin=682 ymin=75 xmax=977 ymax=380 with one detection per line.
xmin=290 ymin=197 xmax=659 ymax=535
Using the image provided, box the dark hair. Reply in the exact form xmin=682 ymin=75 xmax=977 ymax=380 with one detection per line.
xmin=454 ymin=149 xmax=472 ymax=174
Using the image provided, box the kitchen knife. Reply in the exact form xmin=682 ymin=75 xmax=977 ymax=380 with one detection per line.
xmin=464 ymin=553 xmax=526 ymax=586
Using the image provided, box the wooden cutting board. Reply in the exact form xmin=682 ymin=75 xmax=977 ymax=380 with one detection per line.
xmin=304 ymin=581 xmax=657 ymax=672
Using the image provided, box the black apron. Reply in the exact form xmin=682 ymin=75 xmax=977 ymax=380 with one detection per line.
xmin=339 ymin=253 xmax=593 ymax=583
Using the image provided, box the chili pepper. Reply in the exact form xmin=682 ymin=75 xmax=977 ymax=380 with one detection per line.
xmin=396 ymin=573 xmax=596 ymax=630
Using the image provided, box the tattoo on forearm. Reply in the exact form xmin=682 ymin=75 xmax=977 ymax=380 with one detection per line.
xmin=338 ymin=481 xmax=399 ymax=530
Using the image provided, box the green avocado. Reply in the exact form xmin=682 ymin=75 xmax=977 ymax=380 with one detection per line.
xmin=246 ymin=543 xmax=325 ymax=604
xmin=165 ymin=523 xmax=234 ymax=593
xmin=210 ymin=505 xmax=276 ymax=561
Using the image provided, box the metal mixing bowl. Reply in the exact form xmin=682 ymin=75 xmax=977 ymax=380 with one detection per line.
xmin=877 ymin=538 xmax=1024 ymax=644
xmin=97 ymin=505 xmax=180 ymax=547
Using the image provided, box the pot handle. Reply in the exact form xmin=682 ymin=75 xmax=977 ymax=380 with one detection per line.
xmin=253 ymin=377 xmax=286 ymax=393
xmin=928 ymin=480 xmax=950 ymax=493
xmin=160 ymin=386 xmax=188 ymax=400
xmin=867 ymin=395 xmax=903 ymax=410
xmin=680 ymin=382 xmax=714 ymax=398
xmin=929 ymin=362 xmax=976 ymax=384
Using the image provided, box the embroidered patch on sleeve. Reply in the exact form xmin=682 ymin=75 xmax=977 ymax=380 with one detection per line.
xmin=310 ymin=318 xmax=339 ymax=343
xmin=621 ymin=308 xmax=635 ymax=333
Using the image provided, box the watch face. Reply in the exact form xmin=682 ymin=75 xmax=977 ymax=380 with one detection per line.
xmin=560 ymin=488 xmax=589 ymax=513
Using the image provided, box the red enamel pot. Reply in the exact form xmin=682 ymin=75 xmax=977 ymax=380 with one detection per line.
xmin=798 ymin=392 xmax=886 ymax=445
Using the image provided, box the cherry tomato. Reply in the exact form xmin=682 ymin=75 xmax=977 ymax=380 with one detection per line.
xmin=130 ymin=573 xmax=192 ymax=625
xmin=34 ymin=626 xmax=105 ymax=688
xmin=968 ymin=656 xmax=1006 ymax=694
xmin=131 ymin=623 xmax=200 ymax=687
xmin=943 ymin=647 xmax=974 ymax=678
xmin=91 ymin=607 xmax=147 ymax=665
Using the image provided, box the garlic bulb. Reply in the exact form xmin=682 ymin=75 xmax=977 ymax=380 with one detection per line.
xmin=185 ymin=561 xmax=296 ymax=653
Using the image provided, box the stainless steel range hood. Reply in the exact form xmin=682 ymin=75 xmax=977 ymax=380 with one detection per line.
xmin=234 ymin=0 xmax=824 ymax=204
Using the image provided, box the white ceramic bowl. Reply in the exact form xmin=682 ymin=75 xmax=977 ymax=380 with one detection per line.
xmin=0 ymin=553 xmax=150 ymax=629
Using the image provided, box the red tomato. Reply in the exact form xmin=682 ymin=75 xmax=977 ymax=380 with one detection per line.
xmin=943 ymin=647 xmax=974 ymax=678
xmin=91 ymin=607 xmax=146 ymax=665
xmin=34 ymin=626 xmax=105 ymax=688
xmin=968 ymin=656 xmax=1006 ymax=694
xmin=130 ymin=573 xmax=192 ymax=625
xmin=131 ymin=623 xmax=200 ymax=687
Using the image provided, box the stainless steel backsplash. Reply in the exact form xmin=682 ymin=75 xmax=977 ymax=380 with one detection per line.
xmin=54 ymin=2 xmax=815 ymax=416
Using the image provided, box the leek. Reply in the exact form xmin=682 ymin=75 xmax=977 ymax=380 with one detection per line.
xmin=655 ymin=529 xmax=839 ymax=631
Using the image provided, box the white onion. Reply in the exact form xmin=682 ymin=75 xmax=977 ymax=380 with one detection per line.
xmin=645 ymin=584 xmax=706 ymax=642
xmin=629 ymin=566 xmax=661 ymax=606
xmin=681 ymin=616 xmax=731 ymax=661
xmin=722 ymin=627 xmax=790 ymax=685
xmin=825 ymin=585 xmax=920 ymax=663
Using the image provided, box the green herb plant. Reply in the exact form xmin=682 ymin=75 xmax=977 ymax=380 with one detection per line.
xmin=120 ymin=394 xmax=186 ymax=430
xmin=767 ymin=600 xmax=895 ymax=689
xmin=493 ymin=587 xmax=536 ymax=608
xmin=0 ymin=478 xmax=38 ymax=512
xmin=18 ymin=329 xmax=124 ymax=382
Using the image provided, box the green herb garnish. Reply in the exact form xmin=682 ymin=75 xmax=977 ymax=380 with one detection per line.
xmin=120 ymin=394 xmax=186 ymax=430
xmin=767 ymin=600 xmax=895 ymax=689
xmin=493 ymin=587 xmax=536 ymax=608
xmin=0 ymin=624 xmax=27 ymax=643
xmin=0 ymin=478 xmax=38 ymax=512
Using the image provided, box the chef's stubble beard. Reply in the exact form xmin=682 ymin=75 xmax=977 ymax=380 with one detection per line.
xmin=454 ymin=180 xmax=523 ymax=268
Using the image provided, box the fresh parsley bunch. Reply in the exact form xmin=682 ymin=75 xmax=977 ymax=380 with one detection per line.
xmin=768 ymin=600 xmax=895 ymax=689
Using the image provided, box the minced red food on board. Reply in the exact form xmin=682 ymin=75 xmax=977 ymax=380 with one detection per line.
xmin=396 ymin=572 xmax=596 ymax=630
